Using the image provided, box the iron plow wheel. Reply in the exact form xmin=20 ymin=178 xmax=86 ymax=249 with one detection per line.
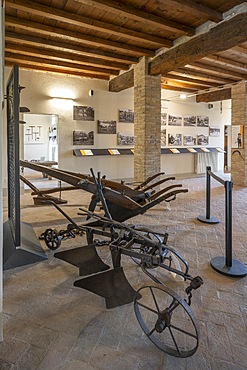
xmin=134 ymin=284 xmax=199 ymax=357
xmin=44 ymin=228 xmax=62 ymax=250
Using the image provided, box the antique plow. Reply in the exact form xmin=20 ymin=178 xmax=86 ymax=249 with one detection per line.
xmin=40 ymin=171 xmax=202 ymax=357
xmin=20 ymin=160 xmax=188 ymax=222
xmin=48 ymin=208 xmax=203 ymax=358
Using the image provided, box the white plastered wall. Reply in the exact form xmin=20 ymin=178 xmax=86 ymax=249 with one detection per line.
xmin=3 ymin=68 xmax=135 ymax=182
xmin=161 ymin=91 xmax=231 ymax=174
xmin=2 ymin=67 xmax=231 ymax=190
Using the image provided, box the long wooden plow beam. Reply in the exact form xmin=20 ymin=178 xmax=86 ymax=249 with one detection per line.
xmin=20 ymin=160 xmax=188 ymax=221
xmin=20 ymin=161 xmax=170 ymax=198
xmin=20 ymin=174 xmax=42 ymax=194
xmin=30 ymin=186 xmax=81 ymax=196
xmin=20 ymin=160 xmax=97 ymax=194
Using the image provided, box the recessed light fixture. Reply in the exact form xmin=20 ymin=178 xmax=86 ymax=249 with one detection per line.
xmin=179 ymin=94 xmax=187 ymax=99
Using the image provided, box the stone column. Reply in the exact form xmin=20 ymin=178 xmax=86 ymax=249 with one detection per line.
xmin=134 ymin=57 xmax=161 ymax=183
xmin=231 ymin=81 xmax=247 ymax=186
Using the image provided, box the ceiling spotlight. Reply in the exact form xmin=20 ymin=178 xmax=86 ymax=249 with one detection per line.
xmin=179 ymin=94 xmax=187 ymax=99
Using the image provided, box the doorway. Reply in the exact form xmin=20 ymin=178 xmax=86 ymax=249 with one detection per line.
xmin=23 ymin=113 xmax=58 ymax=162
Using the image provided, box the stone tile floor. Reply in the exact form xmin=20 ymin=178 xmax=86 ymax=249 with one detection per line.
xmin=1 ymin=173 xmax=247 ymax=369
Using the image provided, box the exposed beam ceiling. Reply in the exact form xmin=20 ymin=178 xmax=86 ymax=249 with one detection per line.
xmin=4 ymin=0 xmax=247 ymax=101
xmin=75 ymin=0 xmax=195 ymax=35
xmin=149 ymin=11 xmax=247 ymax=75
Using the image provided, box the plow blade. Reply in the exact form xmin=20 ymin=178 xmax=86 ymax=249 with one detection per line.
xmin=74 ymin=267 xmax=139 ymax=309
xmin=54 ymin=244 xmax=110 ymax=276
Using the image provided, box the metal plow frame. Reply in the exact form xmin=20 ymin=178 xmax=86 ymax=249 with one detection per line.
xmin=52 ymin=208 xmax=203 ymax=358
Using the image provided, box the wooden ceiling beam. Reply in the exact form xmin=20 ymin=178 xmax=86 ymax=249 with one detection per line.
xmin=196 ymin=88 xmax=231 ymax=102
xmin=6 ymin=0 xmax=172 ymax=47
xmin=161 ymin=79 xmax=208 ymax=91
xmin=161 ymin=85 xmax=197 ymax=93
xmin=5 ymin=31 xmax=139 ymax=64
xmin=5 ymin=52 xmax=116 ymax=76
xmin=163 ymin=0 xmax=222 ymax=22
xmin=203 ymin=55 xmax=247 ymax=71
xmin=5 ymin=61 xmax=110 ymax=80
xmin=149 ymin=11 xmax=247 ymax=75
xmin=109 ymin=12 xmax=247 ymax=91
xmin=176 ymin=67 xmax=235 ymax=84
xmin=5 ymin=42 xmax=129 ymax=71
xmin=5 ymin=15 xmax=154 ymax=56
xmin=110 ymin=70 xmax=220 ymax=93
xmin=189 ymin=61 xmax=247 ymax=80
xmin=109 ymin=69 xmax=134 ymax=92
xmin=109 ymin=61 xmax=239 ymax=93
xmin=75 ymin=0 xmax=195 ymax=35
xmin=230 ymin=45 xmax=247 ymax=55
xmin=163 ymin=73 xmax=220 ymax=87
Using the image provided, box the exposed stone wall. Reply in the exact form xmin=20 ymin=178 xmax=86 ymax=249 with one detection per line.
xmin=134 ymin=57 xmax=161 ymax=183
xmin=231 ymin=81 xmax=247 ymax=186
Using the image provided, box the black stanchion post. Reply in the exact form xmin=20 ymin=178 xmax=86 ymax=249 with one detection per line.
xmin=197 ymin=166 xmax=220 ymax=224
xmin=210 ymin=180 xmax=247 ymax=277
xmin=206 ymin=166 xmax=211 ymax=220
xmin=225 ymin=181 xmax=232 ymax=268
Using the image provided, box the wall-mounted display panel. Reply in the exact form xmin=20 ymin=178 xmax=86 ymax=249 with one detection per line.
xmin=183 ymin=115 xmax=196 ymax=127
xmin=97 ymin=120 xmax=116 ymax=134
xmin=168 ymin=133 xmax=182 ymax=146
xmin=197 ymin=116 xmax=209 ymax=127
xmin=168 ymin=114 xmax=182 ymax=126
xmin=118 ymin=109 xmax=134 ymax=123
xmin=73 ymin=106 xmax=94 ymax=121
xmin=73 ymin=130 xmax=94 ymax=145
xmin=117 ymin=132 xmax=134 ymax=145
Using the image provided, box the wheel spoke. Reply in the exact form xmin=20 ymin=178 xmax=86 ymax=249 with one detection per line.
xmin=147 ymin=326 xmax=156 ymax=337
xmin=150 ymin=286 xmax=160 ymax=313
xmin=168 ymin=298 xmax=180 ymax=312
xmin=136 ymin=301 xmax=159 ymax=315
xmin=168 ymin=327 xmax=181 ymax=354
xmin=170 ymin=324 xmax=197 ymax=339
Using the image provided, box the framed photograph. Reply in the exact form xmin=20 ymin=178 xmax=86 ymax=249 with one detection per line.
xmin=161 ymin=112 xmax=167 ymax=125
xmin=197 ymin=134 xmax=209 ymax=145
xmin=161 ymin=127 xmax=166 ymax=146
xmin=168 ymin=133 xmax=182 ymax=146
xmin=209 ymin=127 xmax=220 ymax=137
xmin=24 ymin=124 xmax=44 ymax=144
xmin=232 ymin=125 xmax=244 ymax=149
xmin=168 ymin=114 xmax=182 ymax=126
xmin=73 ymin=106 xmax=94 ymax=121
xmin=183 ymin=135 xmax=196 ymax=146
xmin=183 ymin=115 xmax=196 ymax=127
xmin=118 ymin=109 xmax=134 ymax=123
xmin=97 ymin=120 xmax=116 ymax=134
xmin=73 ymin=130 xmax=94 ymax=145
xmin=117 ymin=132 xmax=134 ymax=145
xmin=197 ymin=115 xmax=209 ymax=127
